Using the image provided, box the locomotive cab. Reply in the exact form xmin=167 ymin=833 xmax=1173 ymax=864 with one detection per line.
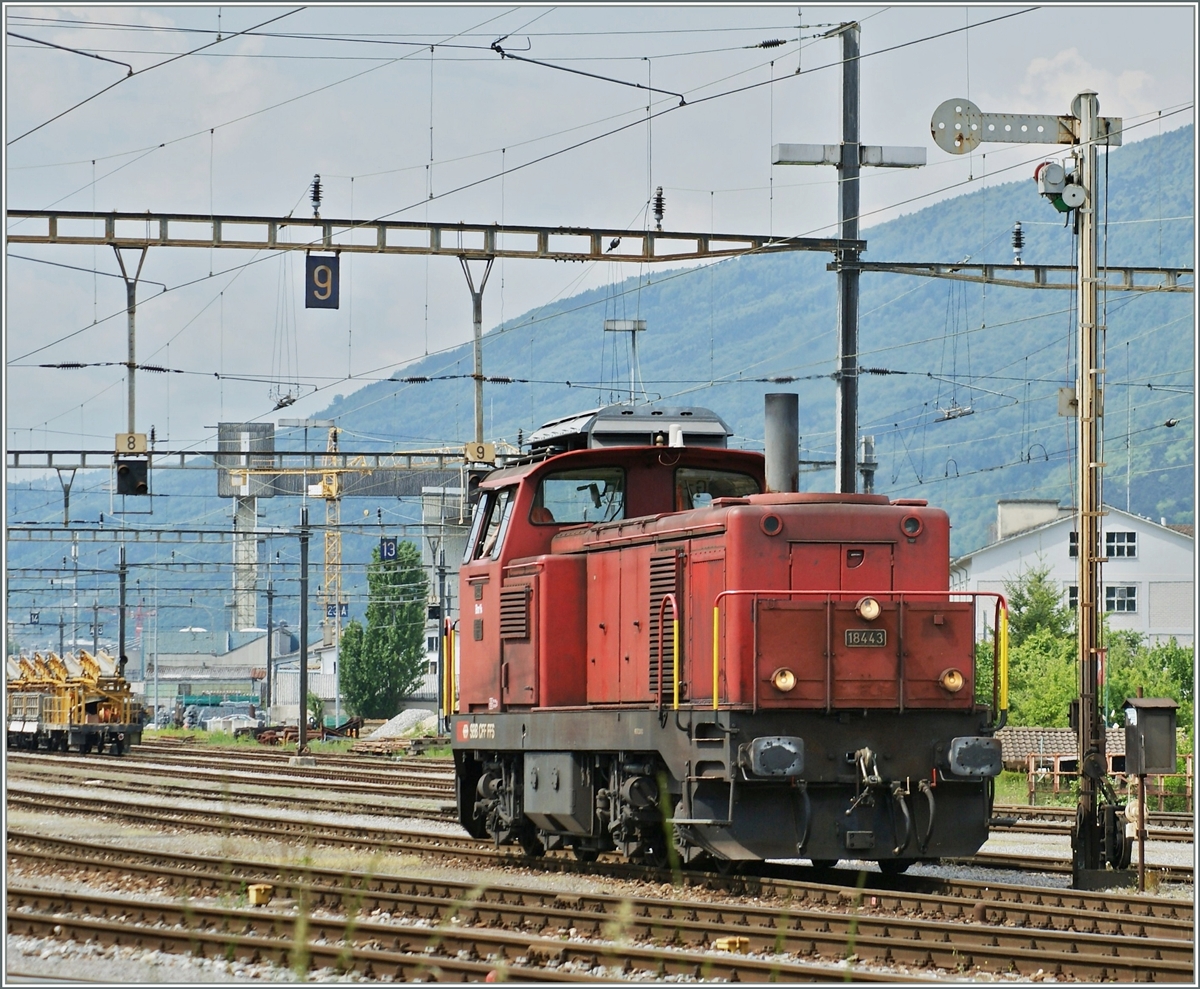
xmin=452 ymin=417 xmax=1007 ymax=869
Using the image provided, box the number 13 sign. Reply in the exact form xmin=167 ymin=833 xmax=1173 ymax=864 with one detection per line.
xmin=305 ymin=255 xmax=340 ymax=309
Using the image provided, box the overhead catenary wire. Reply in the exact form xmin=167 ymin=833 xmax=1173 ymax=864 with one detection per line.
xmin=11 ymin=55 xmax=1187 ymax=406
xmin=6 ymin=7 xmax=307 ymax=145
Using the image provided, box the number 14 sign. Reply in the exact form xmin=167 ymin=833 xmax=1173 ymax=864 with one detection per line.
xmin=305 ymin=255 xmax=340 ymax=309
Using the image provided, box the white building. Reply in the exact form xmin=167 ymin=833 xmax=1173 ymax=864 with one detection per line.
xmin=951 ymin=500 xmax=1194 ymax=645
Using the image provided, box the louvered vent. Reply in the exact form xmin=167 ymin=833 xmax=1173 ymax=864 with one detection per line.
xmin=648 ymin=552 xmax=681 ymax=694
xmin=499 ymin=585 xmax=531 ymax=639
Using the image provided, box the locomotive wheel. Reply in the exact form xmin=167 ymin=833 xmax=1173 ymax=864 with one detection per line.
xmin=573 ymin=845 xmax=599 ymax=863
xmin=110 ymin=738 xmax=124 ymax=756
xmin=879 ymin=858 xmax=914 ymax=876
xmin=517 ymin=829 xmax=545 ymax=858
xmin=79 ymin=738 xmax=92 ymax=755
xmin=713 ymin=857 xmax=744 ymax=876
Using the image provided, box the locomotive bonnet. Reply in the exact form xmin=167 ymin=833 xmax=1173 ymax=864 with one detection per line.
xmin=451 ymin=402 xmax=1008 ymax=870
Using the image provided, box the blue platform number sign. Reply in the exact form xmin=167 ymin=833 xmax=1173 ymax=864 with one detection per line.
xmin=305 ymin=255 xmax=340 ymax=309
xmin=326 ymin=604 xmax=337 ymax=620
xmin=339 ymin=602 xmax=349 ymax=620
xmin=29 ymin=611 xmax=39 ymax=625
xmin=380 ymin=537 xmax=398 ymax=562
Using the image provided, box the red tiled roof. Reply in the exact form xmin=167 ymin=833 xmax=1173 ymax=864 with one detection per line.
xmin=996 ymin=726 xmax=1126 ymax=768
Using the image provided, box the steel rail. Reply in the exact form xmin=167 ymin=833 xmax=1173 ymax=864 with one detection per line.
xmin=9 ymin=791 xmax=1192 ymax=925
xmin=994 ymin=802 xmax=1194 ymax=830
xmin=5 ymin=752 xmax=453 ymax=798
xmin=5 ymin=892 xmax=598 ymax=984
xmin=8 ymin=833 xmax=1193 ymax=981
xmin=5 ymin=768 xmax=455 ymax=823
xmin=6 ymin=882 xmax=936 ymax=984
xmin=949 ymin=850 xmax=1193 ymax=882
xmin=990 ymin=816 xmax=1192 ymax=844
xmin=11 ymin=827 xmax=1192 ymax=941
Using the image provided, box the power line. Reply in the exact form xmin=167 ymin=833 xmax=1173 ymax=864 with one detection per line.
xmin=7 ymin=8 xmax=307 ymax=146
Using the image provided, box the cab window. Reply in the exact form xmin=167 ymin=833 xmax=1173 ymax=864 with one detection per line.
xmin=467 ymin=487 xmax=517 ymax=560
xmin=675 ymin=467 xmax=760 ymax=510
xmin=533 ymin=467 xmax=625 ymax=524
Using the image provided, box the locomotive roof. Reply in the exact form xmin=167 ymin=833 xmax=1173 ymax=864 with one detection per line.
xmin=527 ymin=403 xmax=732 ymax=452
xmin=478 ymin=443 xmax=765 ymax=488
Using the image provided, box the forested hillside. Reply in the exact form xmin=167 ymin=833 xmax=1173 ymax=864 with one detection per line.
xmin=318 ymin=124 xmax=1193 ymax=552
xmin=7 ymin=126 xmax=1192 ymax=635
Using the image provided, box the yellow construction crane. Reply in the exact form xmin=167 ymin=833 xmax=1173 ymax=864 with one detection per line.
xmin=223 ymin=432 xmax=514 ymax=643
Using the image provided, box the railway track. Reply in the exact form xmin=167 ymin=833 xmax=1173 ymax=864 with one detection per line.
xmin=5 ymin=748 xmax=453 ymax=801
xmin=9 ymin=829 xmax=1194 ymax=982
xmin=135 ymin=738 xmax=453 ymax=768
xmin=994 ymin=802 xmax=1193 ymax=829
xmin=991 ymin=802 xmax=1194 ymax=843
xmin=5 ymin=766 xmax=456 ymax=823
xmin=23 ymin=744 xmax=1196 ymax=846
xmin=9 ymin=783 xmax=1194 ymax=894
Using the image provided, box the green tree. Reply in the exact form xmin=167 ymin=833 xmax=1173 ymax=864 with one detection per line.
xmin=1003 ymin=564 xmax=1073 ymax=646
xmin=339 ymin=541 xmax=429 ymax=718
xmin=975 ymin=564 xmax=1075 ymax=714
xmin=1103 ymin=631 xmax=1194 ymax=729
xmin=1007 ymin=626 xmax=1076 ymax=726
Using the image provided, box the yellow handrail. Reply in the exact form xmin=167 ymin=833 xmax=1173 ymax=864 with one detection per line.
xmin=444 ymin=625 xmax=456 ymax=719
xmin=996 ymin=600 xmax=1009 ymax=715
xmin=711 ymin=606 xmax=720 ymax=711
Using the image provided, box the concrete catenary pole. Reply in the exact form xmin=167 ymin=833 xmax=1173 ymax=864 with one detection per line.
xmin=298 ymin=506 xmax=310 ymax=753
xmin=835 ymin=23 xmax=861 ymax=495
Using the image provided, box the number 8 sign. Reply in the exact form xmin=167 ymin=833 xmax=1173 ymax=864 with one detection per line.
xmin=305 ymin=255 xmax=340 ymax=309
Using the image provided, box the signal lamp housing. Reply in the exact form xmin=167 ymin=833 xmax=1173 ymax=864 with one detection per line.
xmin=856 ymin=596 xmax=881 ymax=622
xmin=115 ymin=457 xmax=149 ymax=496
xmin=939 ymin=668 xmax=966 ymax=693
xmin=771 ymin=668 xmax=797 ymax=692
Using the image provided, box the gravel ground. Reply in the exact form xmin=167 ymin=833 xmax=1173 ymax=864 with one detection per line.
xmin=7 ymin=780 xmax=1192 ymax=982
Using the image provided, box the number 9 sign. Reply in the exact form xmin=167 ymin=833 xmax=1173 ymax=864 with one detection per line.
xmin=305 ymin=255 xmax=340 ymax=309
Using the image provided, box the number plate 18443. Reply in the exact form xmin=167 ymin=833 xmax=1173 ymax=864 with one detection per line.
xmin=845 ymin=628 xmax=887 ymax=647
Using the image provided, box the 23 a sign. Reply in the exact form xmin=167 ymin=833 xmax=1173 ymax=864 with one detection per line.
xmin=305 ymin=255 xmax=340 ymax=309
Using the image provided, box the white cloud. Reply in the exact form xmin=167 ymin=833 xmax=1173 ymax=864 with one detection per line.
xmin=1016 ymin=47 xmax=1157 ymax=118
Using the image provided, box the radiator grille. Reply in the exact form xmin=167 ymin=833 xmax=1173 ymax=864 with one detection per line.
xmin=648 ymin=552 xmax=681 ymax=694
xmin=499 ymin=585 xmax=531 ymax=639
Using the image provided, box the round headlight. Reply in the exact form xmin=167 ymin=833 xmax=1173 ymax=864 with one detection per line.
xmin=939 ymin=668 xmax=965 ymax=693
xmin=771 ymin=668 xmax=797 ymax=692
xmin=856 ymin=596 xmax=881 ymax=621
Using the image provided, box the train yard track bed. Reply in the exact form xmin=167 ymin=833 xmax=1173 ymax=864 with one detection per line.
xmin=8 ymin=747 xmax=1194 ymax=982
xmin=5 ymin=762 xmax=456 ymax=824
xmin=9 ymin=829 xmax=1195 ymax=983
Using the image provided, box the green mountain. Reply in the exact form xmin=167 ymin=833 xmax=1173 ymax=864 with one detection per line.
xmin=321 ymin=124 xmax=1193 ymax=553
xmin=7 ymin=126 xmax=1193 ymax=641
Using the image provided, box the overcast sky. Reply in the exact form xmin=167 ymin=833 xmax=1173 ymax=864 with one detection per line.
xmin=5 ymin=3 xmax=1195 ymax=455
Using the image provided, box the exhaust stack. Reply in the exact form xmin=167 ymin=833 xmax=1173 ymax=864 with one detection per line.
xmin=764 ymin=393 xmax=799 ymax=493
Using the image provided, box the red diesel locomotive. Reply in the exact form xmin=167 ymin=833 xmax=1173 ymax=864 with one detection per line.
xmin=451 ymin=406 xmax=1008 ymax=870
